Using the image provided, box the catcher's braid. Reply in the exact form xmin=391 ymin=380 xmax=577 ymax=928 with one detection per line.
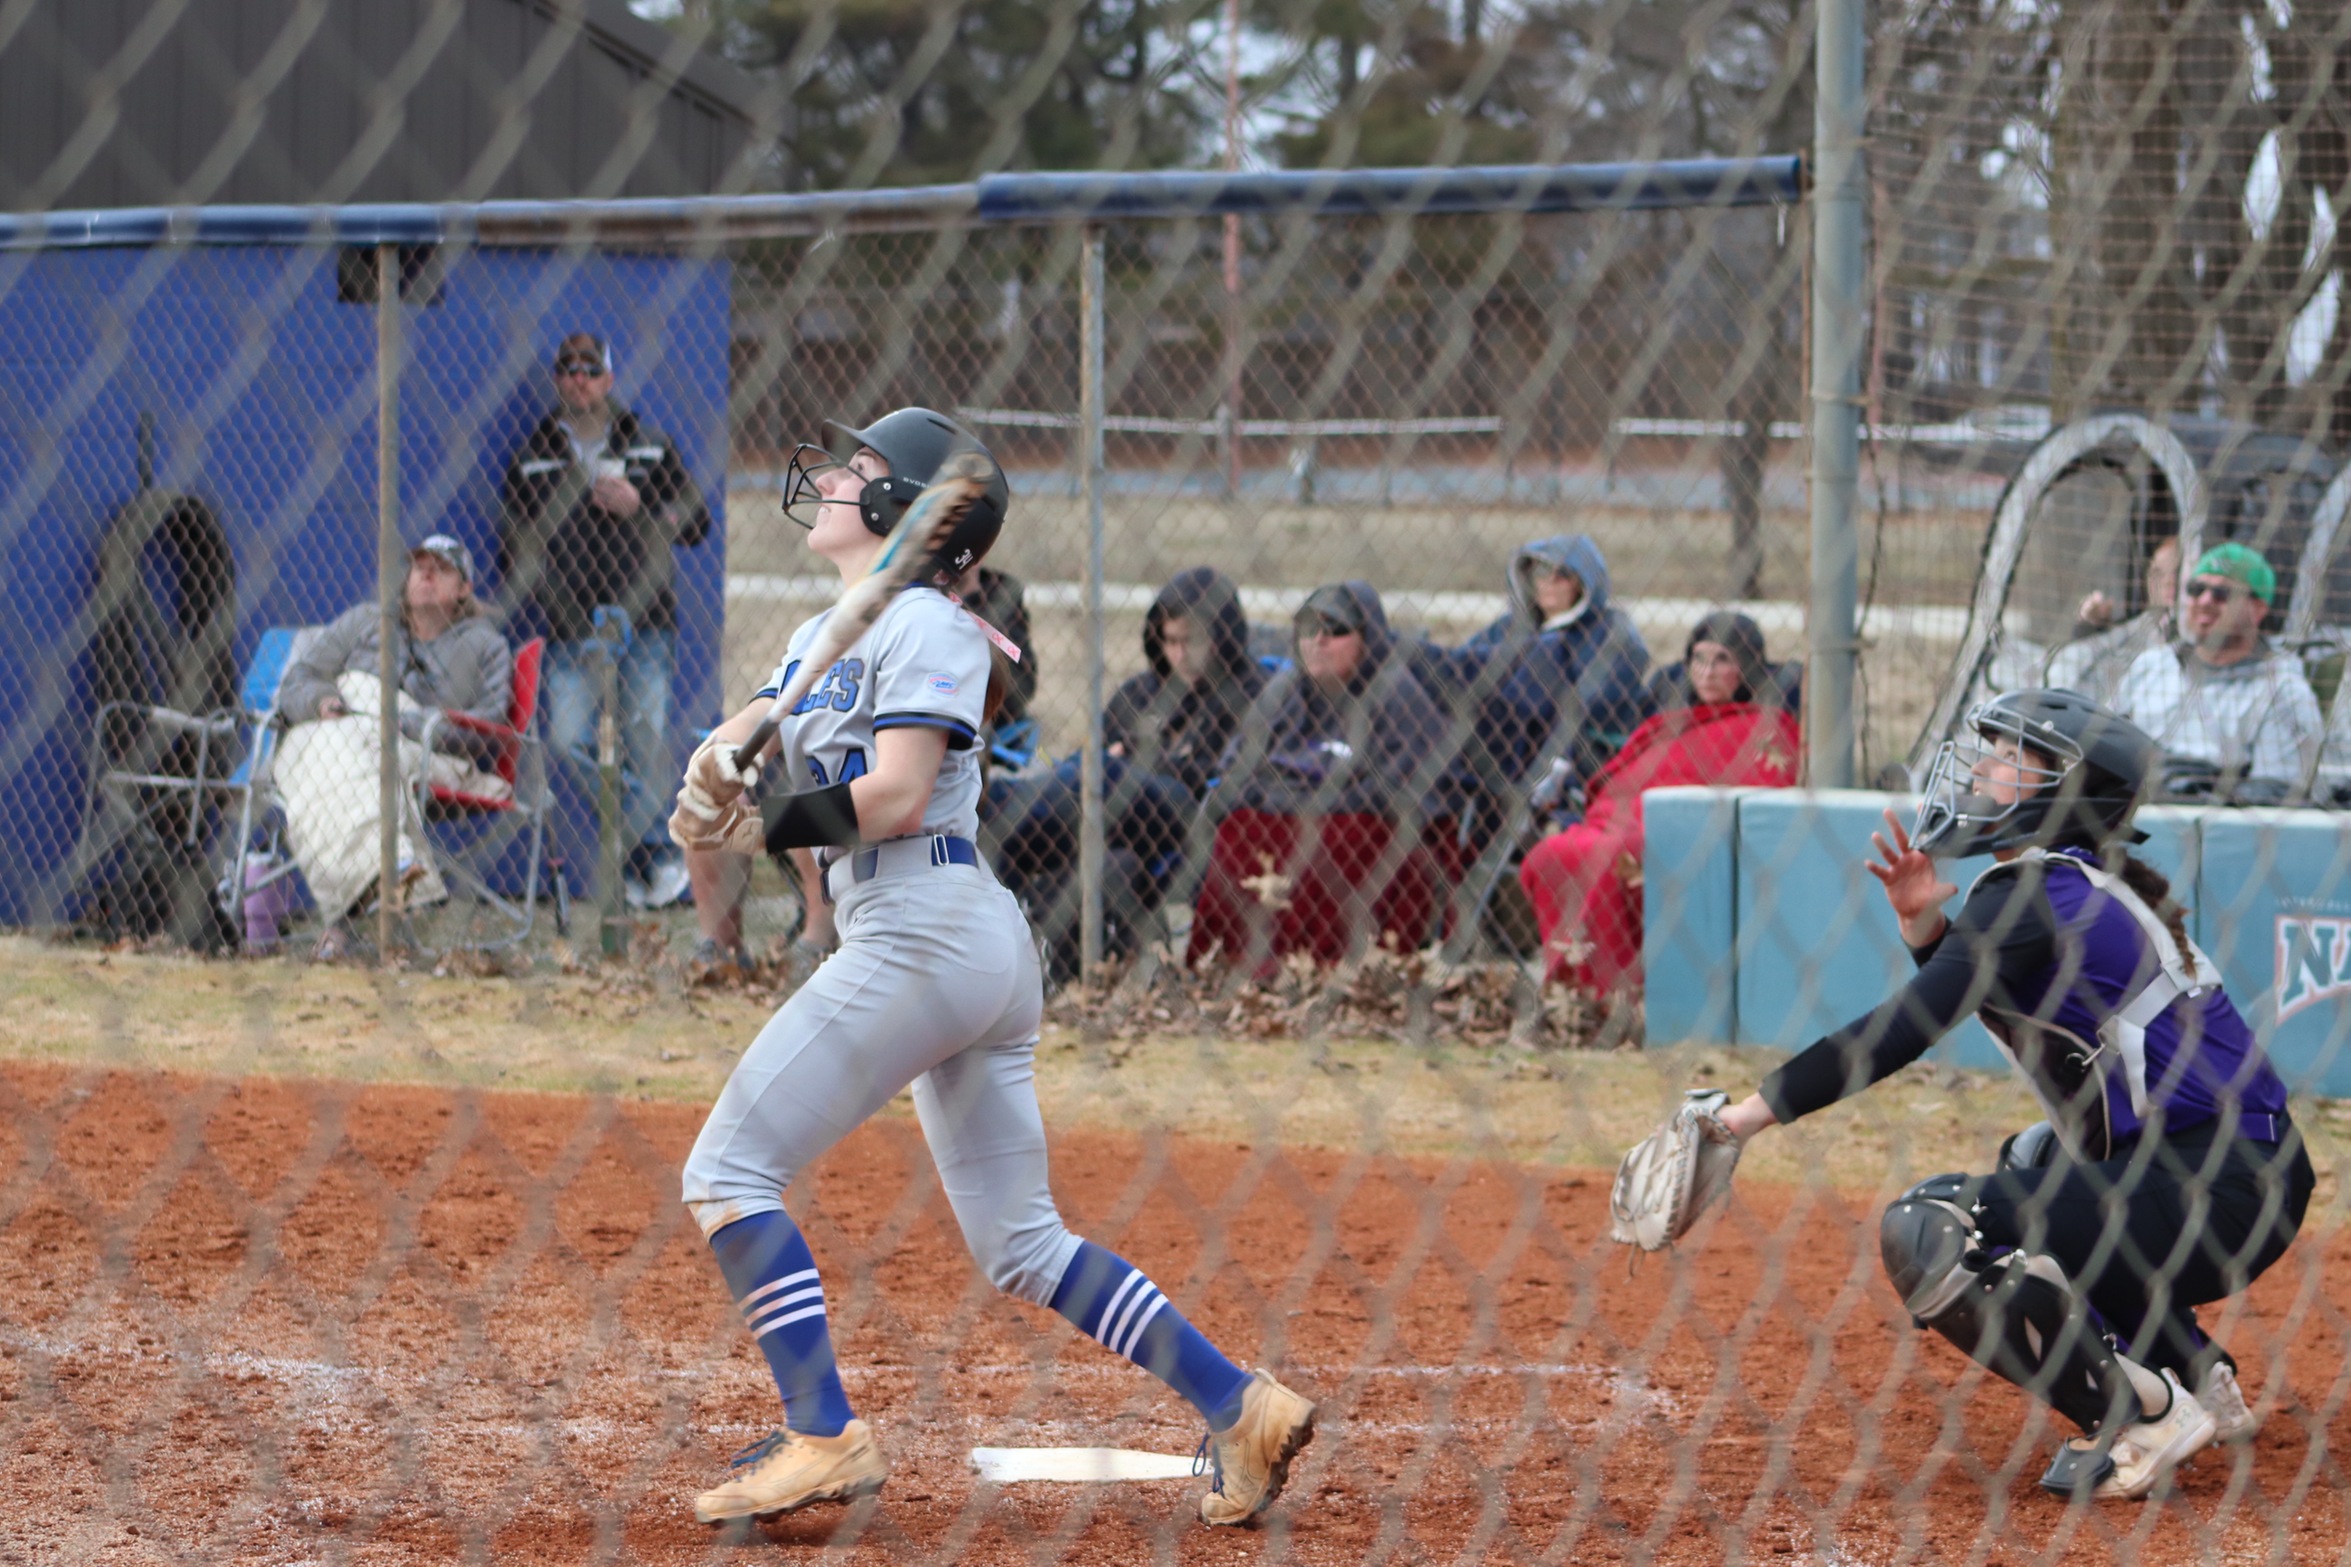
xmin=1608 ymin=1089 xmax=1743 ymax=1254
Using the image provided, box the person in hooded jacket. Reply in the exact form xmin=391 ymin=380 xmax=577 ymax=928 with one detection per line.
xmin=982 ymin=567 xmax=1266 ymax=975
xmin=1188 ymin=581 xmax=1459 ymax=975
xmin=1410 ymin=534 xmax=1654 ymax=845
xmin=1519 ymin=611 xmax=1800 ymax=995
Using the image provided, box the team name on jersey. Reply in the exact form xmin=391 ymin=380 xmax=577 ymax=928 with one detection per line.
xmin=772 ymin=658 xmax=865 ymax=716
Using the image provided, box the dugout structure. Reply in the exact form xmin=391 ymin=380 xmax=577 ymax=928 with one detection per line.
xmin=0 ymin=226 xmax=731 ymax=930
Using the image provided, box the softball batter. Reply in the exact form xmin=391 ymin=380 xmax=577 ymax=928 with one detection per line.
xmin=667 ymin=408 xmax=1314 ymax=1527
xmin=1708 ymin=690 xmax=2312 ymax=1500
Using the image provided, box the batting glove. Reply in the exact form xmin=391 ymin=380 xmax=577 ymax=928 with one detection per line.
xmin=680 ymin=735 xmax=755 ymax=820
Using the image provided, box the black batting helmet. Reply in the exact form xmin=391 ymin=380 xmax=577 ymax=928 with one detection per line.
xmin=784 ymin=407 xmax=1008 ymax=577
xmin=1912 ymin=688 xmax=2160 ymax=857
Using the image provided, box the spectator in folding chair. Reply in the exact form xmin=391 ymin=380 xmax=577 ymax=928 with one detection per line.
xmin=1406 ymin=533 xmax=1653 ymax=855
xmin=984 ymin=567 xmax=1266 ymax=980
xmin=500 ymin=331 xmax=710 ymax=911
xmin=1519 ymin=611 xmax=1800 ymax=998
xmin=273 ymin=536 xmax=513 ymax=959
xmin=1188 ymin=581 xmax=1458 ymax=977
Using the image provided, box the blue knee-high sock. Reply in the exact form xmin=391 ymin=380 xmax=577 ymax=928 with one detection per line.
xmin=708 ymin=1211 xmax=855 ymax=1437
xmin=1051 ymin=1240 xmax=1252 ymax=1431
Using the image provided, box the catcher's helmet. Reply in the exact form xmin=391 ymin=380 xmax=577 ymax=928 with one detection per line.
xmin=1912 ymin=688 xmax=2159 ymax=857
xmin=784 ymin=407 xmax=1009 ymax=577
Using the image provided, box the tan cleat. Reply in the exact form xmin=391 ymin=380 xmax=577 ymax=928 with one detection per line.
xmin=1197 ymin=1370 xmax=1316 ymax=1526
xmin=693 ymin=1420 xmax=888 ymax=1524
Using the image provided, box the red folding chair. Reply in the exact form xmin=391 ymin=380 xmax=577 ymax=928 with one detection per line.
xmin=413 ymin=637 xmax=566 ymax=949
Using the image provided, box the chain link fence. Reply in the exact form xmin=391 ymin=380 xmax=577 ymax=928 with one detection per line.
xmin=0 ymin=1 xmax=2347 ymax=1563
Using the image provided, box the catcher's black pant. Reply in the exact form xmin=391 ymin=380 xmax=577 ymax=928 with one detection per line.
xmin=1963 ymin=1121 xmax=2314 ymax=1381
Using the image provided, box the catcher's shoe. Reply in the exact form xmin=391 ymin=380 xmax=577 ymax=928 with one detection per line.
xmin=2039 ymin=1371 xmax=2213 ymax=1501
xmin=1196 ymin=1370 xmax=1316 ymax=1526
xmin=693 ymin=1420 xmax=888 ymax=1524
xmin=2197 ymin=1359 xmax=2259 ymax=1444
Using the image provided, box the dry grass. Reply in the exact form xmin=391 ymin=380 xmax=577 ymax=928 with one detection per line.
xmin=9 ymin=935 xmax=2345 ymax=1209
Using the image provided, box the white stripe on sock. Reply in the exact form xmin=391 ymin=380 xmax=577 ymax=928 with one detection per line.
xmin=1104 ymin=1283 xmax=1162 ymax=1359
xmin=747 ymin=1302 xmax=830 ymax=1338
xmin=1092 ymin=1270 xmax=1147 ymax=1344
xmin=743 ymin=1286 xmax=827 ymax=1332
xmin=740 ymin=1268 xmax=821 ymax=1309
xmin=1115 ymin=1293 xmax=1170 ymax=1361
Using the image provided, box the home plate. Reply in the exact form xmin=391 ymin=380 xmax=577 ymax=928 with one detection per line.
xmin=970 ymin=1447 xmax=1197 ymax=1483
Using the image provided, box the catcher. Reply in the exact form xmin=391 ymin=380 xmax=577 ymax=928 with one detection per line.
xmin=1611 ymin=689 xmax=2313 ymax=1502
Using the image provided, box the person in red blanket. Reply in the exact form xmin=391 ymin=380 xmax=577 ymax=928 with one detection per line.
xmin=1520 ymin=611 xmax=1801 ymax=995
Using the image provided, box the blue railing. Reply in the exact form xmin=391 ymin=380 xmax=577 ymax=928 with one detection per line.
xmin=0 ymin=156 xmax=1803 ymax=250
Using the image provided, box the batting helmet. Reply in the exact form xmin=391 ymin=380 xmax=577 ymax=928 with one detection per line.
xmin=784 ymin=407 xmax=1009 ymax=577
xmin=1912 ymin=688 xmax=2160 ymax=857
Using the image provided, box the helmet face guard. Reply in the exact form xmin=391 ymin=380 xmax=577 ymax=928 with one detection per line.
xmin=1912 ymin=728 xmax=2075 ymax=858
xmin=1912 ymin=692 xmax=2147 ymax=857
xmin=780 ymin=443 xmax=925 ymax=533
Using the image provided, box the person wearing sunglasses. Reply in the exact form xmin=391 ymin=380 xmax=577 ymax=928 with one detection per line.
xmin=2112 ymin=542 xmax=2319 ymax=802
xmin=499 ymin=331 xmax=710 ymax=909
xmin=1187 ymin=580 xmax=1458 ymax=975
xmin=2043 ymin=537 xmax=2180 ymax=710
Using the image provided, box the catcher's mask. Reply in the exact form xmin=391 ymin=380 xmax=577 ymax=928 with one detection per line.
xmin=1912 ymin=688 xmax=2155 ymax=857
xmin=781 ymin=406 xmax=1008 ymax=577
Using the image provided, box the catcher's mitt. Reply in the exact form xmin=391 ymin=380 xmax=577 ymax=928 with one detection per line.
xmin=1608 ymin=1088 xmax=1742 ymax=1252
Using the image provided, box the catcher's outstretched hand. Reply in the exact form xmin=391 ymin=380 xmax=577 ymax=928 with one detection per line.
xmin=1608 ymin=1088 xmax=1743 ymax=1253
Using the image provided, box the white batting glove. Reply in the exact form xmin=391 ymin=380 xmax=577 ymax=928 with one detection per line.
xmin=680 ymin=735 xmax=755 ymax=819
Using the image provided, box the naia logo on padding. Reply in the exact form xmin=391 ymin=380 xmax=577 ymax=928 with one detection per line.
xmin=2275 ymin=913 xmax=2351 ymax=1022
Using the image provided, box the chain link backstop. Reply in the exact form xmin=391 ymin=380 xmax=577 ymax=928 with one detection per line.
xmin=0 ymin=1 xmax=2347 ymax=1563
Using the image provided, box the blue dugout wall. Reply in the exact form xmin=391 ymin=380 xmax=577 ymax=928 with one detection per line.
xmin=0 ymin=244 xmax=731 ymax=922
xmin=1646 ymin=789 xmax=2351 ymax=1097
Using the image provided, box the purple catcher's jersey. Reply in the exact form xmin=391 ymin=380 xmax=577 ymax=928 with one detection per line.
xmin=1979 ymin=846 xmax=2288 ymax=1153
xmin=756 ymin=585 xmax=991 ymax=843
xmin=1760 ymin=843 xmax=2290 ymax=1151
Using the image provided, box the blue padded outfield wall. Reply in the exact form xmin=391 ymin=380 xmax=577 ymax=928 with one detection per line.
xmin=0 ymin=245 xmax=730 ymax=922
xmin=1646 ymin=789 xmax=2351 ymax=1097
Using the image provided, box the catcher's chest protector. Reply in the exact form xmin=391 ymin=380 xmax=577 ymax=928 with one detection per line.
xmin=1967 ymin=850 xmax=2220 ymax=1161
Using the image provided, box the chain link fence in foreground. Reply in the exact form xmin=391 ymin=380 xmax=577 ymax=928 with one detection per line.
xmin=2 ymin=0 xmax=2350 ymax=1563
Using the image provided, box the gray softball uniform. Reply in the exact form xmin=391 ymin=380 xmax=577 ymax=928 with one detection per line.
xmin=681 ymin=586 xmax=1083 ymax=1305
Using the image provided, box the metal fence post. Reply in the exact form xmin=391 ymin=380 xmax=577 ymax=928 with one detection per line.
xmin=1079 ymin=224 xmax=1108 ymax=978
xmin=1807 ymin=0 xmax=1864 ymax=789
xmin=374 ymin=243 xmax=403 ymax=962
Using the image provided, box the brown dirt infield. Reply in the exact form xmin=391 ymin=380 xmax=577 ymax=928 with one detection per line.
xmin=0 ymin=1061 xmax=2345 ymax=1566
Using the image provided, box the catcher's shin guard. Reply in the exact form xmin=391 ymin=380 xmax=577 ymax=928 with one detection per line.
xmin=1879 ymin=1175 xmax=2154 ymax=1435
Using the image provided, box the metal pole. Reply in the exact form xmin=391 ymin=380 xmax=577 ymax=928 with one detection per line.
xmin=1078 ymin=225 xmax=1108 ymax=978
xmin=1221 ymin=0 xmax=1244 ymax=501
xmin=1807 ymin=0 xmax=1864 ymax=789
xmin=374 ymin=244 xmax=403 ymax=961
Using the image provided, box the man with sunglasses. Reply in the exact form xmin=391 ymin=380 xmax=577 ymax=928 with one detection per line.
xmin=500 ymin=331 xmax=710 ymax=908
xmin=2113 ymin=542 xmax=2319 ymax=802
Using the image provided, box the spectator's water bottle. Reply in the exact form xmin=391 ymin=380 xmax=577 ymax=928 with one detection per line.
xmin=243 ymin=855 xmax=292 ymax=951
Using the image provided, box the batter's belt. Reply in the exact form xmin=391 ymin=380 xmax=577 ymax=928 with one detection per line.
xmin=820 ymin=833 xmax=981 ymax=904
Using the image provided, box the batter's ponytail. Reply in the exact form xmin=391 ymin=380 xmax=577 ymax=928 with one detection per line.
xmin=982 ymin=642 xmax=1014 ymax=726
xmin=2106 ymin=848 xmax=2193 ymax=954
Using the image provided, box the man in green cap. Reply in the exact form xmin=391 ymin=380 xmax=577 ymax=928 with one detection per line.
xmin=2115 ymin=540 xmax=2321 ymax=798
